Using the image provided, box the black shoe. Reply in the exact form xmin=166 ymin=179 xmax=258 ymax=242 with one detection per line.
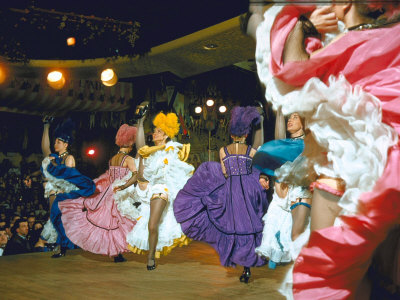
xmin=147 ymin=259 xmax=156 ymax=271
xmin=51 ymin=247 xmax=66 ymax=258
xmin=239 ymin=267 xmax=251 ymax=284
xmin=114 ymin=254 xmax=127 ymax=263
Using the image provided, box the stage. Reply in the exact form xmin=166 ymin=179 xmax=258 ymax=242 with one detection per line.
xmin=0 ymin=241 xmax=290 ymax=299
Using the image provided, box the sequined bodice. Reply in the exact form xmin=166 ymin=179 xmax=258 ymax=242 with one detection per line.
xmin=222 ymin=146 xmax=253 ymax=176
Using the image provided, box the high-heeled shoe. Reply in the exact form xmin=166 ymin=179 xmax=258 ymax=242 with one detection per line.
xmin=146 ymin=258 xmax=156 ymax=271
xmin=51 ymin=247 xmax=66 ymax=258
xmin=133 ymin=101 xmax=149 ymax=120
xmin=239 ymin=267 xmax=251 ymax=284
xmin=114 ymin=253 xmax=127 ymax=263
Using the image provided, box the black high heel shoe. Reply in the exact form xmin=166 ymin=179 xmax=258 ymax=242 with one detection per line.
xmin=114 ymin=253 xmax=127 ymax=263
xmin=239 ymin=11 xmax=253 ymax=35
xmin=239 ymin=267 xmax=251 ymax=284
xmin=132 ymin=101 xmax=149 ymax=120
xmin=147 ymin=258 xmax=156 ymax=271
xmin=51 ymin=247 xmax=67 ymax=258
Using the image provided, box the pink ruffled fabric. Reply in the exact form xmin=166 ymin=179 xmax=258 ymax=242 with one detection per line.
xmin=59 ymin=168 xmax=136 ymax=257
xmin=268 ymin=5 xmax=400 ymax=299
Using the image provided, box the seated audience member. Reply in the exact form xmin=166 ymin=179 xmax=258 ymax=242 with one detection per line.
xmin=0 ymin=226 xmax=8 ymax=256
xmin=3 ymin=218 xmax=32 ymax=255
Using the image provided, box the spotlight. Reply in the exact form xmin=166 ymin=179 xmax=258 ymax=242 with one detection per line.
xmin=218 ymin=105 xmax=227 ymax=113
xmin=101 ymin=68 xmax=118 ymax=87
xmin=47 ymin=71 xmax=65 ymax=90
xmin=66 ymin=37 xmax=76 ymax=46
xmin=206 ymin=99 xmax=214 ymax=107
xmin=194 ymin=106 xmax=202 ymax=114
xmin=87 ymin=148 xmax=96 ymax=156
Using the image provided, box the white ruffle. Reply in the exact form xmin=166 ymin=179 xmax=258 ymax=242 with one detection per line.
xmin=42 ymin=157 xmax=78 ymax=198
xmin=112 ymin=172 xmax=141 ymax=221
xmin=126 ymin=141 xmax=194 ymax=251
xmin=256 ymin=187 xmax=310 ymax=263
xmin=40 ymin=219 xmax=58 ymax=244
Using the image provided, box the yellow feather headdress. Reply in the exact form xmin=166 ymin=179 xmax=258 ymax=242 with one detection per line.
xmin=153 ymin=112 xmax=180 ymax=138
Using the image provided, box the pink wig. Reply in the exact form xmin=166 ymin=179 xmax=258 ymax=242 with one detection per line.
xmin=115 ymin=124 xmax=137 ymax=147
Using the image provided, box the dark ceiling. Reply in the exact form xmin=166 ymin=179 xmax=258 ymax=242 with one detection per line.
xmin=2 ymin=0 xmax=248 ymax=61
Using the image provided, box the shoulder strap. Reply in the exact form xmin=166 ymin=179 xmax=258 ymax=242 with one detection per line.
xmin=224 ymin=147 xmax=229 ymax=156
xmin=120 ymin=155 xmax=128 ymax=166
xmin=245 ymin=145 xmax=252 ymax=156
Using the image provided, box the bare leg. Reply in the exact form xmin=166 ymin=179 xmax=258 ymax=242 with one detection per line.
xmin=147 ymin=196 xmax=167 ymax=268
xmin=310 ymin=188 xmax=341 ymax=232
xmin=42 ymin=123 xmax=51 ymax=157
xmin=246 ymin=2 xmax=265 ymax=40
xmin=291 ymin=203 xmax=311 ymax=241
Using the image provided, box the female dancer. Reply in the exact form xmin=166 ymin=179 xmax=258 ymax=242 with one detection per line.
xmin=58 ymin=124 xmax=139 ymax=262
xmin=253 ymin=112 xmax=311 ymax=269
xmin=40 ymin=117 xmax=95 ymax=258
xmin=125 ymin=112 xmax=194 ymax=270
xmin=248 ymin=1 xmax=400 ymax=298
xmin=174 ymin=106 xmax=269 ymax=283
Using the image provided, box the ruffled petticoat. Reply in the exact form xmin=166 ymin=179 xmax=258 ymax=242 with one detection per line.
xmin=125 ymin=141 xmax=194 ymax=257
xmin=256 ymin=187 xmax=311 ymax=264
xmin=40 ymin=219 xmax=58 ymax=244
xmin=256 ymin=6 xmax=399 ymax=299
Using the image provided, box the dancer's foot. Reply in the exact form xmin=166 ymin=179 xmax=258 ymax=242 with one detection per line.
xmin=51 ymin=247 xmax=66 ymax=258
xmin=239 ymin=267 xmax=251 ymax=284
xmin=114 ymin=253 xmax=127 ymax=263
xmin=147 ymin=258 xmax=156 ymax=271
xmin=133 ymin=101 xmax=149 ymax=120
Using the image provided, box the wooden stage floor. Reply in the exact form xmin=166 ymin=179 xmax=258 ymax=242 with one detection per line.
xmin=0 ymin=241 xmax=291 ymax=300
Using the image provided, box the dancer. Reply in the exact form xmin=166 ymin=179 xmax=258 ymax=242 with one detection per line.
xmin=58 ymin=124 xmax=139 ymax=261
xmin=254 ymin=112 xmax=311 ymax=269
xmin=40 ymin=117 xmax=95 ymax=258
xmin=249 ymin=1 xmax=400 ymax=298
xmin=125 ymin=112 xmax=194 ymax=270
xmin=174 ymin=106 xmax=268 ymax=283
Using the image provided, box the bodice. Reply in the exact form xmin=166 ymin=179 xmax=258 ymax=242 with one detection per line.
xmin=108 ymin=166 xmax=130 ymax=182
xmin=222 ymin=146 xmax=253 ymax=176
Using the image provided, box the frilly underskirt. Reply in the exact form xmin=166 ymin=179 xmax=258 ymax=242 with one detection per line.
xmin=40 ymin=219 xmax=58 ymax=244
xmin=256 ymin=189 xmax=310 ymax=264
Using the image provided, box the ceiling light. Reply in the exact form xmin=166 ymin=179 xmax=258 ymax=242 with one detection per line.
xmin=47 ymin=71 xmax=65 ymax=90
xmin=219 ymin=105 xmax=227 ymax=113
xmin=206 ymin=99 xmax=214 ymax=107
xmin=66 ymin=37 xmax=76 ymax=46
xmin=195 ymin=106 xmax=202 ymax=114
xmin=101 ymin=68 xmax=118 ymax=86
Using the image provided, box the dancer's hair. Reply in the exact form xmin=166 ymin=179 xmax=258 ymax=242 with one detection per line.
xmin=152 ymin=112 xmax=180 ymax=138
xmin=229 ymin=106 xmax=261 ymax=137
xmin=115 ymin=124 xmax=138 ymax=147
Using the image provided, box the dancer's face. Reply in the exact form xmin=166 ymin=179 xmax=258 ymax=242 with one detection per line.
xmin=152 ymin=127 xmax=167 ymax=144
xmin=54 ymin=138 xmax=68 ymax=154
xmin=287 ymin=113 xmax=303 ymax=134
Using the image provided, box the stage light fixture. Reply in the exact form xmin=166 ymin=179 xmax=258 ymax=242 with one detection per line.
xmin=47 ymin=71 xmax=66 ymax=90
xmin=0 ymin=66 xmax=6 ymax=84
xmin=219 ymin=105 xmax=227 ymax=113
xmin=206 ymin=99 xmax=214 ymax=107
xmin=101 ymin=68 xmax=118 ymax=87
xmin=66 ymin=37 xmax=76 ymax=46
xmin=195 ymin=106 xmax=202 ymax=114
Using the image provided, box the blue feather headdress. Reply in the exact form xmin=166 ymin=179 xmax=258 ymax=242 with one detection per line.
xmin=53 ymin=118 xmax=75 ymax=144
xmin=229 ymin=106 xmax=261 ymax=136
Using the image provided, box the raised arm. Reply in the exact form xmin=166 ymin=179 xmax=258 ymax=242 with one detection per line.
xmin=41 ymin=121 xmax=51 ymax=157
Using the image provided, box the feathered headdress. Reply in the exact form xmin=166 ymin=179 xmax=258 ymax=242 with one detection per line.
xmin=115 ymin=124 xmax=137 ymax=147
xmin=229 ymin=106 xmax=261 ymax=137
xmin=153 ymin=112 xmax=180 ymax=138
xmin=53 ymin=118 xmax=75 ymax=144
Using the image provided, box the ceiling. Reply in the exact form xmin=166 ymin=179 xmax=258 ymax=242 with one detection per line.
xmin=2 ymin=0 xmax=258 ymax=80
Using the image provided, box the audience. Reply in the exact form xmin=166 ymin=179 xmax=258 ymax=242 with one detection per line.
xmin=3 ymin=218 xmax=32 ymax=255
